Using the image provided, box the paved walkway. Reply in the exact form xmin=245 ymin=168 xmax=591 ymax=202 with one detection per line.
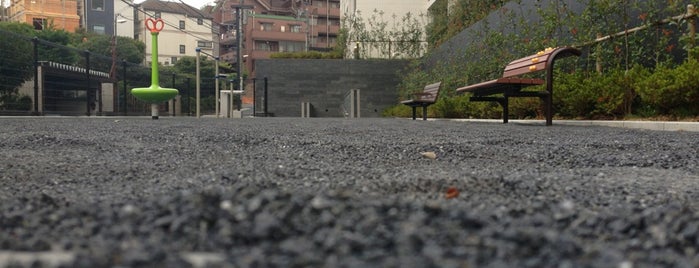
xmin=439 ymin=118 xmax=699 ymax=132
xmin=2 ymin=116 xmax=698 ymax=132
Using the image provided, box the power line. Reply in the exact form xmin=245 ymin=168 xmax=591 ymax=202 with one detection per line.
xmin=120 ymin=0 xmax=215 ymax=42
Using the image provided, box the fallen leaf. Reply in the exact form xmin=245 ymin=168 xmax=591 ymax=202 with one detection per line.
xmin=421 ymin=151 xmax=437 ymax=159
xmin=445 ymin=187 xmax=459 ymax=199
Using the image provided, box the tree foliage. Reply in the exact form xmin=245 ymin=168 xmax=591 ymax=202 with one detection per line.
xmin=75 ymin=34 xmax=145 ymax=64
xmin=0 ymin=22 xmax=35 ymax=98
xmin=344 ymin=9 xmax=428 ymax=59
xmin=0 ymin=21 xmax=149 ymax=110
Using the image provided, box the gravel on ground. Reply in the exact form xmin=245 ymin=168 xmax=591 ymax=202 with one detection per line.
xmin=1 ymin=117 xmax=699 ymax=267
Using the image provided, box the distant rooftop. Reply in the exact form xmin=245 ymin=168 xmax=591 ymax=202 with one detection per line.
xmin=140 ymin=0 xmax=213 ymax=19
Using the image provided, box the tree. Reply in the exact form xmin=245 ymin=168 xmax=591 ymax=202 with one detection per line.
xmin=35 ymin=27 xmax=79 ymax=65
xmin=345 ymin=9 xmax=427 ymax=59
xmin=75 ymin=33 xmax=146 ymax=71
xmin=0 ymin=22 xmax=34 ymax=100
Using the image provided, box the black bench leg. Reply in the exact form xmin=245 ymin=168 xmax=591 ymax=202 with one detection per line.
xmin=501 ymin=97 xmax=509 ymax=124
xmin=544 ymin=95 xmax=552 ymax=126
xmin=411 ymin=106 xmax=417 ymax=120
xmin=422 ymin=104 xmax=428 ymax=120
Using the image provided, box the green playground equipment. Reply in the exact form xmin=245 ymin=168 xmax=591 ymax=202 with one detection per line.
xmin=131 ymin=18 xmax=178 ymax=119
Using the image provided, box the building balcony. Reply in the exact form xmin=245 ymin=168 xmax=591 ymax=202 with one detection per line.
xmin=310 ymin=6 xmax=340 ymax=18
xmin=311 ymin=42 xmax=335 ymax=50
xmin=315 ymin=24 xmax=339 ymax=35
xmin=220 ymin=33 xmax=238 ymax=45
xmin=250 ymin=50 xmax=274 ymax=59
xmin=250 ymin=30 xmax=306 ymax=42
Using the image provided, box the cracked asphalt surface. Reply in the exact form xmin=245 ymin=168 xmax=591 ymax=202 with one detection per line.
xmin=1 ymin=117 xmax=699 ymax=267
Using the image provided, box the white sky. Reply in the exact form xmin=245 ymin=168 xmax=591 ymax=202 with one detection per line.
xmin=134 ymin=0 xmax=216 ymax=10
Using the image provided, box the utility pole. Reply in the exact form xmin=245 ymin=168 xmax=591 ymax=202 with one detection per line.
xmin=231 ymin=1 xmax=253 ymax=113
xmin=326 ymin=0 xmax=329 ymax=49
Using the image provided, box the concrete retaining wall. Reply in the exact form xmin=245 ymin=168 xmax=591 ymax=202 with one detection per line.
xmin=254 ymin=59 xmax=409 ymax=117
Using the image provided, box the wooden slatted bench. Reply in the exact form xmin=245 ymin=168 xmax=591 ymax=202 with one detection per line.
xmin=456 ymin=47 xmax=581 ymax=125
xmin=401 ymin=82 xmax=443 ymax=120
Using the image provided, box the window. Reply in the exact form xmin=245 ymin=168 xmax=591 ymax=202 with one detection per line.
xmin=280 ymin=26 xmax=285 ymax=32
xmin=255 ymin=41 xmax=270 ymax=51
xmin=32 ymin=18 xmax=46 ymax=30
xmin=91 ymin=0 xmax=104 ymax=11
xmin=197 ymin=41 xmax=213 ymax=48
xmin=290 ymin=25 xmax=302 ymax=33
xmin=179 ymin=45 xmax=186 ymax=54
xmin=260 ymin=22 xmax=272 ymax=31
xmin=171 ymin=57 xmax=178 ymax=64
xmin=154 ymin=12 xmax=161 ymax=18
xmin=179 ymin=20 xmax=185 ymax=30
xmin=92 ymin=24 xmax=105 ymax=34
xmin=280 ymin=41 xmax=304 ymax=52
xmin=197 ymin=18 xmax=203 ymax=25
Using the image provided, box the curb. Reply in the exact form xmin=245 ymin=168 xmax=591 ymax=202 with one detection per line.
xmin=442 ymin=119 xmax=699 ymax=132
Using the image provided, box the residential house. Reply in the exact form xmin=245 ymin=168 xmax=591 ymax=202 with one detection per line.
xmin=138 ymin=0 xmax=215 ymax=66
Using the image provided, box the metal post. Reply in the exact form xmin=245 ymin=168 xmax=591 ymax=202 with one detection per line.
xmin=111 ymin=16 xmax=117 ymax=79
xmin=326 ymin=0 xmax=329 ymax=49
xmin=84 ymin=50 xmax=91 ymax=116
xmin=172 ymin=73 xmax=176 ymax=117
xmin=236 ymin=5 xmax=243 ymax=110
xmin=252 ymin=78 xmax=256 ymax=116
xmin=32 ymin=37 xmax=39 ymax=115
xmin=215 ymin=56 xmax=220 ymax=117
xmin=263 ymin=77 xmax=268 ymax=117
xmin=195 ymin=48 xmax=201 ymax=118
xmin=186 ymin=77 xmax=191 ymax=116
xmin=228 ymin=79 xmax=235 ymax=118
xmin=122 ymin=59 xmax=127 ymax=116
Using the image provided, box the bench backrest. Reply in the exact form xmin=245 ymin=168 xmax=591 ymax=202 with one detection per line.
xmin=502 ymin=47 xmax=580 ymax=78
xmin=415 ymin=82 xmax=442 ymax=102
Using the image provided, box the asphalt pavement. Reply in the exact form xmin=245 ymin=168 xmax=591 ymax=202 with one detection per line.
xmin=1 ymin=117 xmax=698 ymax=267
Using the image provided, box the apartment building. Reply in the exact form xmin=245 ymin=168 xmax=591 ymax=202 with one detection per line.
xmin=207 ymin=0 xmax=340 ymax=75
xmin=138 ymin=0 xmax=215 ymax=66
xmin=82 ymin=0 xmax=134 ymax=37
xmin=7 ymin=0 xmax=81 ymax=32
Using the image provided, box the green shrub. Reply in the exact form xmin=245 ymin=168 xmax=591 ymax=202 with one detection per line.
xmin=0 ymin=94 xmax=32 ymax=111
xmin=509 ymin=97 xmax=542 ymax=119
xmin=432 ymin=95 xmax=471 ymax=118
xmin=270 ymin=51 xmax=343 ymax=59
xmin=554 ymin=71 xmax=596 ymax=118
xmin=382 ymin=104 xmax=412 ymax=118
xmin=635 ymin=60 xmax=699 ymax=117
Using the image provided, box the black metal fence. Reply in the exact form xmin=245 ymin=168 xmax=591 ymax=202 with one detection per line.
xmin=0 ymin=28 xmax=272 ymax=117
